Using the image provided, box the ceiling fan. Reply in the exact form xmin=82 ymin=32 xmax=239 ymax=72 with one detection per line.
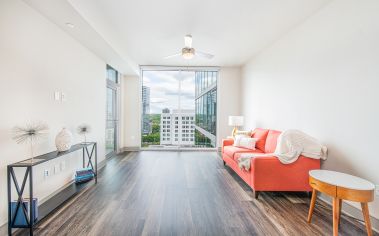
xmin=164 ymin=35 xmax=214 ymax=60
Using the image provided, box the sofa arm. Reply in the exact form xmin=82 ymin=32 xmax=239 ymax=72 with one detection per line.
xmin=221 ymin=138 xmax=234 ymax=153
xmin=250 ymin=155 xmax=320 ymax=191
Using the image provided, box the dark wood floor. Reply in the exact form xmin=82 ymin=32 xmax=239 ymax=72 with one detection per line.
xmin=16 ymin=151 xmax=376 ymax=236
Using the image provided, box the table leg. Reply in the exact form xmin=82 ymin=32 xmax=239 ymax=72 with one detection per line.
xmin=333 ymin=197 xmax=340 ymax=236
xmin=29 ymin=167 xmax=34 ymax=236
xmin=361 ymin=203 xmax=372 ymax=236
xmin=7 ymin=166 xmax=12 ymax=236
xmin=307 ymin=189 xmax=317 ymax=223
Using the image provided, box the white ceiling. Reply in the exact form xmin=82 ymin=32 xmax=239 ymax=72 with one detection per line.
xmin=24 ymin=0 xmax=331 ymax=74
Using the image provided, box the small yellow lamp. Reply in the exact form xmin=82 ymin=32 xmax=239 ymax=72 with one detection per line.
xmin=228 ymin=116 xmax=244 ymax=137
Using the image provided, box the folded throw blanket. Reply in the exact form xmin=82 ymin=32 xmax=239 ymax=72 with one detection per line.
xmin=274 ymin=129 xmax=327 ymax=164
xmin=237 ymin=153 xmax=273 ymax=171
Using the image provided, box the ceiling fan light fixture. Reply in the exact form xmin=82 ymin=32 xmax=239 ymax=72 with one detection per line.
xmin=182 ymin=48 xmax=195 ymax=60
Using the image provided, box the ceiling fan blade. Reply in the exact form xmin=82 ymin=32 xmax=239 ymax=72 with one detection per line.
xmin=164 ymin=53 xmax=181 ymax=59
xmin=196 ymin=51 xmax=214 ymax=59
xmin=184 ymin=35 xmax=192 ymax=48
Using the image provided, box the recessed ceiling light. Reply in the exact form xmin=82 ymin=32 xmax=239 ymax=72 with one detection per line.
xmin=65 ymin=23 xmax=75 ymax=28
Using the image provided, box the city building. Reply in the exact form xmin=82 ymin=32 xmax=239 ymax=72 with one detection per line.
xmin=142 ymin=85 xmax=151 ymax=134
xmin=160 ymin=109 xmax=195 ymax=146
xmin=195 ymin=71 xmax=217 ymax=147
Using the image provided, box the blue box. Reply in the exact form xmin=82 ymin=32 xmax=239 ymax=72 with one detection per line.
xmin=75 ymin=168 xmax=94 ymax=183
xmin=11 ymin=198 xmax=38 ymax=226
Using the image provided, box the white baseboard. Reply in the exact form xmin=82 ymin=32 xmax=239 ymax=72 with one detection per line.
xmin=120 ymin=146 xmax=140 ymax=152
xmin=121 ymin=146 xmax=219 ymax=152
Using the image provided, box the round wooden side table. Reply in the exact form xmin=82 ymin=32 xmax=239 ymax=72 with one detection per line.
xmin=307 ymin=170 xmax=375 ymax=236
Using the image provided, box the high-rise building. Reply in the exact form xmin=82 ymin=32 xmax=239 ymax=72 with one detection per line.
xmin=142 ymin=86 xmax=151 ymax=134
xmin=195 ymin=71 xmax=217 ymax=147
xmin=160 ymin=109 xmax=195 ymax=146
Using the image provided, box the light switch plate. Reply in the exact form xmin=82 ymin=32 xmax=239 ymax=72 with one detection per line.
xmin=54 ymin=91 xmax=60 ymax=101
xmin=61 ymin=92 xmax=67 ymax=102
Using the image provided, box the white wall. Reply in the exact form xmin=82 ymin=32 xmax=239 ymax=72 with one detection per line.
xmin=241 ymin=0 xmax=379 ymax=222
xmin=217 ymin=67 xmax=242 ymax=147
xmin=120 ymin=75 xmax=141 ymax=148
xmin=0 ymin=0 xmax=106 ymax=226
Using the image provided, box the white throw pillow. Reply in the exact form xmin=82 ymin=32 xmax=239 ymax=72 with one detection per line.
xmin=233 ymin=134 xmax=249 ymax=146
xmin=233 ymin=135 xmax=257 ymax=150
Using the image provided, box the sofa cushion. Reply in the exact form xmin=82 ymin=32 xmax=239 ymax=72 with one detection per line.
xmin=264 ymin=130 xmax=282 ymax=153
xmin=251 ymin=128 xmax=270 ymax=151
xmin=233 ymin=150 xmax=264 ymax=162
xmin=224 ymin=146 xmax=261 ymax=159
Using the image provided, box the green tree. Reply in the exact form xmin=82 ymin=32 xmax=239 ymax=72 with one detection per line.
xmin=152 ymin=124 xmax=160 ymax=133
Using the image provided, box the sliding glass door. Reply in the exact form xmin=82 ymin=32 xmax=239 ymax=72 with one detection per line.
xmin=141 ymin=67 xmax=218 ymax=149
xmin=106 ymin=65 xmax=119 ymax=156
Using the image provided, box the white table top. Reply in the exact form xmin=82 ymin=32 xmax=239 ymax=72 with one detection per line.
xmin=309 ymin=170 xmax=375 ymax=191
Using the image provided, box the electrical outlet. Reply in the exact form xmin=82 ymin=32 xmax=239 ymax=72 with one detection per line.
xmin=54 ymin=164 xmax=60 ymax=174
xmin=375 ymin=185 xmax=379 ymax=196
xmin=44 ymin=169 xmax=50 ymax=177
xmin=60 ymin=161 xmax=66 ymax=171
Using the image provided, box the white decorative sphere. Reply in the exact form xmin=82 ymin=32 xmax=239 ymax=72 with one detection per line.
xmin=55 ymin=128 xmax=72 ymax=152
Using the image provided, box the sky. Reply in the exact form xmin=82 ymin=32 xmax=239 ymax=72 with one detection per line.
xmin=142 ymin=70 xmax=195 ymax=114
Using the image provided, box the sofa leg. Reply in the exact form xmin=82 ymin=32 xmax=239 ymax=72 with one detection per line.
xmin=223 ymin=161 xmax=226 ymax=166
xmin=253 ymin=191 xmax=260 ymax=199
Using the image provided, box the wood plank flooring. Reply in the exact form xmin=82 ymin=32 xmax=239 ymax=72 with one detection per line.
xmin=15 ymin=151 xmax=377 ymax=236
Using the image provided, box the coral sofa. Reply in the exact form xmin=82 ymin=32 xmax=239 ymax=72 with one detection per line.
xmin=222 ymin=128 xmax=320 ymax=198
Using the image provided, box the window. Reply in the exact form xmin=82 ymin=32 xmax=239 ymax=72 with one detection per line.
xmin=107 ymin=65 xmax=118 ymax=83
xmin=106 ymin=65 xmax=120 ymax=156
xmin=141 ymin=68 xmax=217 ymax=148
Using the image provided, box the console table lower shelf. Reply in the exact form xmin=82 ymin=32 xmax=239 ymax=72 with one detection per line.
xmin=7 ymin=142 xmax=98 ymax=236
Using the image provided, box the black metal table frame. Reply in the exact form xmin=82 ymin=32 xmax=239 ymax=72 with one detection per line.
xmin=7 ymin=142 xmax=97 ymax=236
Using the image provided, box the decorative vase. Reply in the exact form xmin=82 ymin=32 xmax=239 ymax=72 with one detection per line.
xmin=55 ymin=128 xmax=72 ymax=152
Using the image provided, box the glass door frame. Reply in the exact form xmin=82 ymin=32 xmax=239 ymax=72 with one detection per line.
xmin=139 ymin=66 xmax=220 ymax=150
xmin=106 ymin=73 xmax=121 ymax=158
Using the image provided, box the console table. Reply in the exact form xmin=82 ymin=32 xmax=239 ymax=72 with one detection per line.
xmin=307 ymin=170 xmax=375 ymax=236
xmin=7 ymin=142 xmax=97 ymax=236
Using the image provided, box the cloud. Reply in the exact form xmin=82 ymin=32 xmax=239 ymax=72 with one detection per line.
xmin=165 ymin=91 xmax=194 ymax=97
xmin=143 ymin=70 xmax=196 ymax=113
xmin=151 ymin=97 xmax=169 ymax=103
